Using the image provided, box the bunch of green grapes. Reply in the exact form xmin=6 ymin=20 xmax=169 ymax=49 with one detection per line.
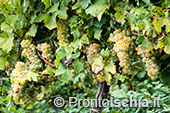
xmin=112 ymin=30 xmax=135 ymax=73
xmin=37 ymin=42 xmax=55 ymax=62
xmin=5 ymin=61 xmax=15 ymax=76
xmin=21 ymin=39 xmax=43 ymax=70
xmin=87 ymin=43 xmax=99 ymax=66
xmin=56 ymin=19 xmax=70 ymax=46
xmin=11 ymin=62 xmax=29 ymax=105
xmin=136 ymin=43 xmax=158 ymax=80
xmin=11 ymin=62 xmax=57 ymax=107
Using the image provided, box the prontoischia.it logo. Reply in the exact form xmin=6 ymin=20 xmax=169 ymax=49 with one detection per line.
xmin=53 ymin=96 xmax=160 ymax=108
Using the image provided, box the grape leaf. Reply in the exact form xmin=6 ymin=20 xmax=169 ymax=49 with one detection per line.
xmin=1 ymin=22 xmax=13 ymax=33
xmin=27 ymin=71 xmax=38 ymax=82
xmin=34 ymin=13 xmax=45 ymax=23
xmin=71 ymin=51 xmax=80 ymax=59
xmin=44 ymin=3 xmax=59 ymax=30
xmin=47 ymin=66 xmax=56 ymax=75
xmin=62 ymin=70 xmax=71 ymax=83
xmin=158 ymin=39 xmax=165 ymax=49
xmin=137 ymin=71 xmax=146 ymax=78
xmin=0 ymin=14 xmax=5 ymax=24
xmin=58 ymin=48 xmax=67 ymax=59
xmin=44 ymin=12 xmax=58 ymax=30
xmin=164 ymin=18 xmax=170 ymax=33
xmin=80 ymin=0 xmax=91 ymax=9
xmin=85 ymin=0 xmax=108 ymax=21
xmin=100 ymin=48 xmax=110 ymax=58
xmin=71 ymin=27 xmax=80 ymax=37
xmin=104 ymin=60 xmax=116 ymax=75
xmin=104 ymin=60 xmax=116 ymax=85
xmin=26 ymin=24 xmax=38 ymax=37
xmin=15 ymin=15 xmax=27 ymax=29
xmin=58 ymin=3 xmax=68 ymax=19
xmin=41 ymin=0 xmax=51 ymax=8
xmin=94 ymin=28 xmax=102 ymax=40
xmin=104 ymin=72 xmax=112 ymax=85
xmin=54 ymin=54 xmax=60 ymax=68
xmin=164 ymin=35 xmax=170 ymax=54
xmin=114 ymin=11 xmax=126 ymax=24
xmin=136 ymin=36 xmax=144 ymax=44
xmin=0 ymin=32 xmax=14 ymax=53
xmin=142 ymin=0 xmax=150 ymax=5
xmin=92 ymin=55 xmax=104 ymax=74
xmin=73 ymin=59 xmax=84 ymax=74
xmin=153 ymin=17 xmax=163 ymax=34
xmin=139 ymin=18 xmax=156 ymax=36
xmin=55 ymin=64 xmax=67 ymax=76
xmin=0 ymin=51 xmax=8 ymax=70
xmin=81 ymin=34 xmax=89 ymax=44
xmin=165 ymin=0 xmax=170 ymax=8
xmin=5 ymin=15 xmax=18 ymax=29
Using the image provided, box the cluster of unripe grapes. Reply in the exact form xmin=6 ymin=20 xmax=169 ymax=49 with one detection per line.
xmin=111 ymin=30 xmax=135 ymax=74
xmin=37 ymin=42 xmax=55 ymax=62
xmin=56 ymin=19 xmax=70 ymax=46
xmin=21 ymin=39 xmax=43 ymax=70
xmin=136 ymin=43 xmax=159 ymax=80
xmin=5 ymin=61 xmax=15 ymax=76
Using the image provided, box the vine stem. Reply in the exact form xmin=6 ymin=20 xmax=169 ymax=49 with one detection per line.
xmin=31 ymin=39 xmax=56 ymax=68
xmin=36 ymin=50 xmax=56 ymax=67
xmin=127 ymin=28 xmax=147 ymax=39
xmin=38 ymin=72 xmax=50 ymax=76
xmin=13 ymin=39 xmax=20 ymax=44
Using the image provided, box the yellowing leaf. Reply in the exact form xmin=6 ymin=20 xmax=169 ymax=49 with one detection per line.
xmin=153 ymin=17 xmax=163 ymax=34
xmin=104 ymin=61 xmax=116 ymax=75
xmin=158 ymin=39 xmax=165 ymax=49
xmin=41 ymin=0 xmax=51 ymax=8
xmin=114 ymin=11 xmax=126 ymax=24
xmin=92 ymin=55 xmax=104 ymax=74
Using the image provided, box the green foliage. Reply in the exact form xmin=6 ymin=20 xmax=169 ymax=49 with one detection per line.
xmin=0 ymin=0 xmax=170 ymax=112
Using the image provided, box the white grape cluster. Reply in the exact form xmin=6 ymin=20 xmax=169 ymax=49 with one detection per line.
xmin=21 ymin=39 xmax=43 ymax=70
xmin=112 ymin=30 xmax=135 ymax=73
xmin=5 ymin=61 xmax=15 ymax=76
xmin=37 ymin=42 xmax=55 ymax=62
xmin=87 ymin=43 xmax=99 ymax=66
xmin=56 ymin=19 xmax=70 ymax=46
xmin=11 ymin=61 xmax=58 ymax=107
xmin=11 ymin=62 xmax=29 ymax=105
xmin=136 ymin=43 xmax=158 ymax=80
